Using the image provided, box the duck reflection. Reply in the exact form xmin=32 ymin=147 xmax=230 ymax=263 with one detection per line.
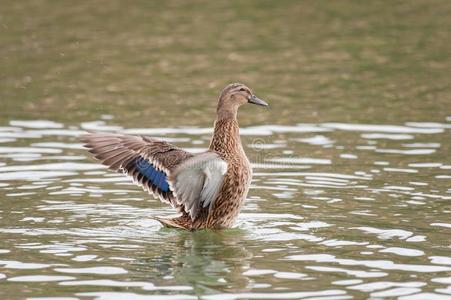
xmin=139 ymin=228 xmax=253 ymax=294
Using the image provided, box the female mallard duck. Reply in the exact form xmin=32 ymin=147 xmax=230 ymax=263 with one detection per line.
xmin=81 ymin=83 xmax=268 ymax=230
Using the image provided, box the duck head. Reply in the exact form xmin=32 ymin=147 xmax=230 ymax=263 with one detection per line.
xmin=217 ymin=83 xmax=268 ymax=119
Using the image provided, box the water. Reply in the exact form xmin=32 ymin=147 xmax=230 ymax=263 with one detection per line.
xmin=1 ymin=1 xmax=451 ymax=299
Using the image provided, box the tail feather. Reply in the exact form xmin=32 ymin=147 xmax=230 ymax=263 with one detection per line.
xmin=152 ymin=216 xmax=189 ymax=229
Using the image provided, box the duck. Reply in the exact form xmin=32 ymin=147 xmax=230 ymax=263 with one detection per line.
xmin=81 ymin=83 xmax=268 ymax=230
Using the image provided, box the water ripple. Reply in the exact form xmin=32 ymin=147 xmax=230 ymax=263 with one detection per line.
xmin=0 ymin=118 xmax=450 ymax=299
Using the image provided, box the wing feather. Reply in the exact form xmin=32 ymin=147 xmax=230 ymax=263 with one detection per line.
xmin=82 ymin=132 xmax=227 ymax=220
xmin=81 ymin=132 xmax=192 ymax=207
xmin=169 ymin=152 xmax=227 ymax=220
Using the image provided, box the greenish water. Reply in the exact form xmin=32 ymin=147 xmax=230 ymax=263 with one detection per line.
xmin=0 ymin=1 xmax=450 ymax=299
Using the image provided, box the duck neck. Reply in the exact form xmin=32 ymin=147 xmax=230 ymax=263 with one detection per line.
xmin=209 ymin=115 xmax=244 ymax=158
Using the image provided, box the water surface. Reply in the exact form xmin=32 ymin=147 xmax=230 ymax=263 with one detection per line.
xmin=1 ymin=1 xmax=451 ymax=299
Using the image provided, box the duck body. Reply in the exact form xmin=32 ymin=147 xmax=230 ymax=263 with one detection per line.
xmin=82 ymin=83 xmax=267 ymax=230
xmin=166 ymin=118 xmax=253 ymax=230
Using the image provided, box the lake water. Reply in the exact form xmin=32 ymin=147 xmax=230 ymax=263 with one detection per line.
xmin=1 ymin=1 xmax=450 ymax=299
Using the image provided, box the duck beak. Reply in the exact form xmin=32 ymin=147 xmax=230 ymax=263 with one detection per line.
xmin=248 ymin=94 xmax=269 ymax=107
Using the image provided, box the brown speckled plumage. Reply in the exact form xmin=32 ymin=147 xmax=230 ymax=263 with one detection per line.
xmin=81 ymin=83 xmax=268 ymax=230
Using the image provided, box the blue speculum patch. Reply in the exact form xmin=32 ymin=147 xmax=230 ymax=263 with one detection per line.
xmin=135 ymin=157 xmax=169 ymax=192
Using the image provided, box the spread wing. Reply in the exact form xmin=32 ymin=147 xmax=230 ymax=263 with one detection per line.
xmin=81 ymin=132 xmax=227 ymax=219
